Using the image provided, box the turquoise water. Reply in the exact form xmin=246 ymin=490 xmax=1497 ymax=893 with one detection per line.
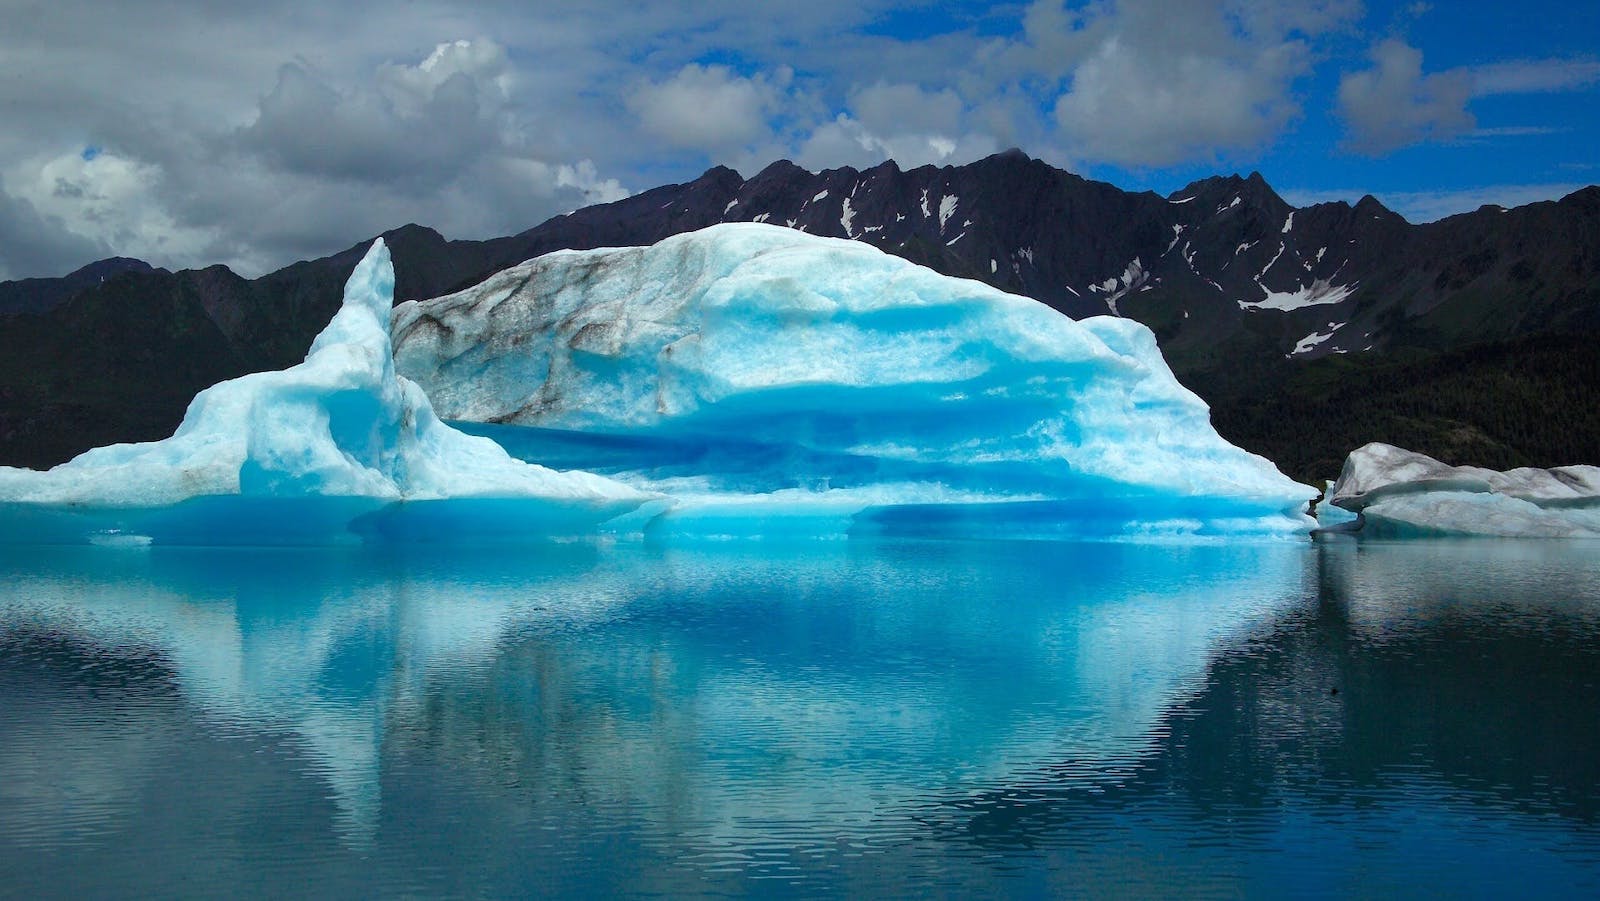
xmin=2 ymin=538 xmax=1599 ymax=897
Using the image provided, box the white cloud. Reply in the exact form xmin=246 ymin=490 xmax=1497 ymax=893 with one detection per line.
xmin=0 ymin=39 xmax=633 ymax=277
xmin=850 ymin=81 xmax=964 ymax=137
xmin=1337 ymin=39 xmax=1474 ymax=154
xmin=791 ymin=81 xmax=1000 ymax=172
xmin=1468 ymin=58 xmax=1600 ymax=96
xmin=4 ymin=150 xmax=221 ymax=273
xmin=0 ymin=175 xmax=110 ymax=281
xmin=378 ymin=38 xmax=514 ymax=117
xmin=628 ymin=64 xmax=780 ymax=152
xmin=1053 ymin=35 xmax=1301 ymax=167
xmin=794 ymin=114 xmax=998 ymax=172
xmin=1338 ymin=43 xmax=1600 ymax=154
xmin=238 ymin=40 xmax=519 ymax=187
xmin=0 ymin=0 xmax=1593 ymax=281
xmin=1044 ymin=0 xmax=1358 ymax=167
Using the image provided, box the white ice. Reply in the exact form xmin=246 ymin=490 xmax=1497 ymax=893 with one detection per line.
xmin=1326 ymin=442 xmax=1600 ymax=538
xmin=393 ymin=223 xmax=1316 ymax=540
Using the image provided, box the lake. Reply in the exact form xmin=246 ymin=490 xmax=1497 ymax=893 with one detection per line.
xmin=2 ymin=537 xmax=1599 ymax=898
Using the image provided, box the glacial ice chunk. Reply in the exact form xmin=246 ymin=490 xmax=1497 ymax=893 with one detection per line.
xmin=0 ymin=240 xmax=648 ymax=545
xmin=1326 ymin=442 xmax=1600 ymax=538
xmin=393 ymin=223 xmax=1316 ymax=539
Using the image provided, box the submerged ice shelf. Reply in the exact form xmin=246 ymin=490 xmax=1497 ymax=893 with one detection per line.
xmin=1 ymin=224 xmax=1315 ymax=545
xmin=0 ymin=240 xmax=648 ymax=545
xmin=394 ymin=223 xmax=1315 ymax=540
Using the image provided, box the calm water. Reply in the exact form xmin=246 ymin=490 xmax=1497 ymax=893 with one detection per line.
xmin=2 ymin=538 xmax=1599 ymax=898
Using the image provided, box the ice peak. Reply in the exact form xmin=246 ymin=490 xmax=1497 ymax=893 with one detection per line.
xmin=0 ymin=235 xmax=647 ymax=542
xmin=310 ymin=239 xmax=393 ymax=358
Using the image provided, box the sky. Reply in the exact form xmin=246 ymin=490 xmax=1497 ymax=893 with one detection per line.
xmin=0 ymin=0 xmax=1596 ymax=281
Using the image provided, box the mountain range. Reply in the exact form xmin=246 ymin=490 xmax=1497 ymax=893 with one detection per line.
xmin=3 ymin=150 xmax=1597 ymax=482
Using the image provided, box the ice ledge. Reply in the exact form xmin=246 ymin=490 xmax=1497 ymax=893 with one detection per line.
xmin=1321 ymin=442 xmax=1600 ymax=538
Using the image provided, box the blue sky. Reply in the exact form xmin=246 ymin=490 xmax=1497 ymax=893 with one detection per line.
xmin=0 ymin=0 xmax=1595 ymax=280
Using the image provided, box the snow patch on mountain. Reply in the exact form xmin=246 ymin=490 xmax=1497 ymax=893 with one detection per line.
xmin=1289 ymin=321 xmax=1346 ymax=356
xmin=1259 ymin=243 xmax=1287 ymax=279
xmin=1241 ymin=278 xmax=1358 ymax=312
xmin=1085 ymin=258 xmax=1149 ymax=316
xmin=939 ymin=195 xmax=959 ymax=233
xmin=1165 ymin=225 xmax=1185 ymax=255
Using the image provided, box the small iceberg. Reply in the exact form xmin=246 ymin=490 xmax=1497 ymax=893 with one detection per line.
xmin=0 ymin=240 xmax=649 ymax=545
xmin=1321 ymin=442 xmax=1600 ymax=538
xmin=393 ymin=223 xmax=1316 ymax=540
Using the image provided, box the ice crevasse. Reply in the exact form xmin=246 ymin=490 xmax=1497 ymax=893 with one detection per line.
xmin=392 ymin=223 xmax=1317 ymax=540
xmin=0 ymin=239 xmax=649 ymax=545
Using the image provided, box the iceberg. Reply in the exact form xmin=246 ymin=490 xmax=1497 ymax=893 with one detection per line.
xmin=0 ymin=240 xmax=648 ymax=545
xmin=393 ymin=223 xmax=1315 ymax=539
xmin=1324 ymin=442 xmax=1600 ymax=538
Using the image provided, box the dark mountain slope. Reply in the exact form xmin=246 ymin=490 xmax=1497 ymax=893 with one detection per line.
xmin=0 ymin=257 xmax=156 ymax=316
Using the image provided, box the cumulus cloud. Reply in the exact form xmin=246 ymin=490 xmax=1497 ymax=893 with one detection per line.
xmin=378 ymin=38 xmax=514 ymax=115
xmin=850 ymin=82 xmax=964 ymax=137
xmin=1 ymin=149 xmax=229 ymax=277
xmin=0 ymin=0 xmax=1593 ymax=281
xmin=1052 ymin=36 xmax=1299 ymax=167
xmin=792 ymin=81 xmax=998 ymax=171
xmin=237 ymin=38 xmax=529 ymax=190
xmin=0 ymin=177 xmax=111 ymax=281
xmin=794 ymin=115 xmax=1000 ymax=172
xmin=1337 ymin=39 xmax=1475 ymax=153
xmin=628 ymin=64 xmax=782 ymax=152
xmin=1045 ymin=0 xmax=1359 ymax=167
xmin=0 ymin=37 xmax=629 ymax=277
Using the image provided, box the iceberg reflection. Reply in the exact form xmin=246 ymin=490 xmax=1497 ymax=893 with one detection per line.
xmin=0 ymin=541 xmax=1306 ymax=849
